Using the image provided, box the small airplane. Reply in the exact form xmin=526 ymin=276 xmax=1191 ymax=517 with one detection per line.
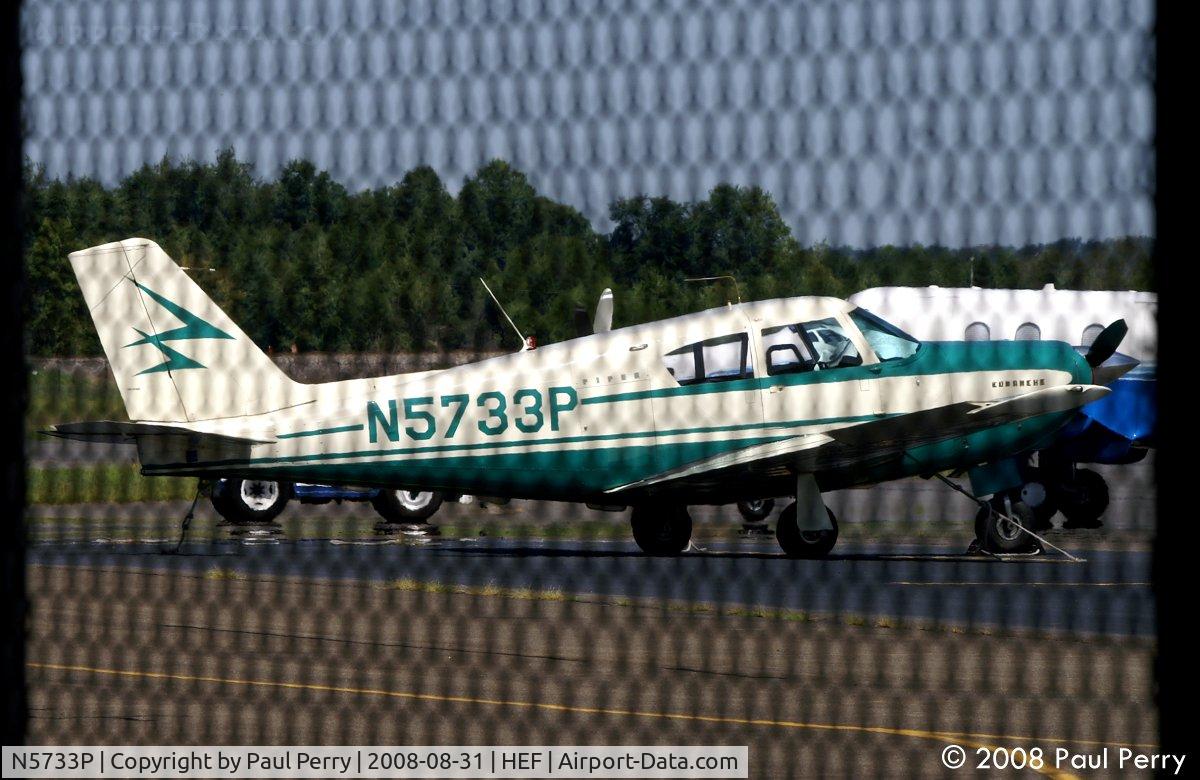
xmin=49 ymin=238 xmax=1132 ymax=556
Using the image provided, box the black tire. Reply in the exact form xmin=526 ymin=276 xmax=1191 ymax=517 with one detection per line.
xmin=1018 ymin=478 xmax=1057 ymax=529
xmin=776 ymin=502 xmax=839 ymax=558
xmin=737 ymin=498 xmax=776 ymax=522
xmin=371 ymin=489 xmax=444 ymax=523
xmin=630 ymin=503 xmax=692 ymax=555
xmin=210 ymin=479 xmax=235 ymax=521
xmin=1060 ymin=469 xmax=1109 ymax=529
xmin=215 ymin=479 xmax=292 ymax=524
xmin=976 ymin=497 xmax=1036 ymax=553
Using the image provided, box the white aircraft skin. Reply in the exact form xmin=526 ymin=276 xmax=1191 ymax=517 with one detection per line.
xmin=848 ymin=285 xmax=1157 ymax=365
xmin=51 ymin=239 xmax=1120 ymax=556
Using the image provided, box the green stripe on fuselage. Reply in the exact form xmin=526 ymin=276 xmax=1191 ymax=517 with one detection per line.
xmin=582 ymin=341 xmax=1090 ymax=405
xmin=277 ymin=424 xmax=366 ymax=439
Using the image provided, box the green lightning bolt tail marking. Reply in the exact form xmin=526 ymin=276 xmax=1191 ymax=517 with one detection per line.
xmin=123 ymin=281 xmax=233 ymax=375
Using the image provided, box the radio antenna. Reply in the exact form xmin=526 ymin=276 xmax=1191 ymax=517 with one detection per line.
xmin=684 ymin=275 xmax=742 ymax=305
xmin=479 ymin=277 xmax=528 ymax=350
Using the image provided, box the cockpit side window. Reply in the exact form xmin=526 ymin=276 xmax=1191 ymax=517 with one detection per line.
xmin=849 ymin=308 xmax=921 ymax=361
xmin=761 ymin=324 xmax=817 ymax=375
xmin=801 ymin=318 xmax=863 ymax=368
xmin=663 ymin=333 xmax=753 ymax=386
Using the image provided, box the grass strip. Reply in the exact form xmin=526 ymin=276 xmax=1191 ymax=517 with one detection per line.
xmin=27 ymin=464 xmax=197 ymax=505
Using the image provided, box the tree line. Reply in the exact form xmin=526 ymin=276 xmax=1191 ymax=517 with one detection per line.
xmin=23 ymin=151 xmax=1153 ymax=357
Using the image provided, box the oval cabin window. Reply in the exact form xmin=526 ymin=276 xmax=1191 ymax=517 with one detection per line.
xmin=1015 ymin=322 xmax=1041 ymax=341
xmin=1081 ymin=324 xmax=1104 ymax=347
xmin=964 ymin=322 xmax=990 ymax=341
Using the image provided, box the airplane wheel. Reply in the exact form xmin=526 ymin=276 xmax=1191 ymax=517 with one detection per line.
xmin=776 ymin=502 xmax=838 ymax=558
xmin=976 ymin=497 xmax=1036 ymax=553
xmin=210 ymin=480 xmax=235 ymax=520
xmin=217 ymin=479 xmax=292 ymax=524
xmin=737 ymin=498 xmax=776 ymax=522
xmin=1019 ymin=478 xmax=1057 ymax=529
xmin=1060 ymin=469 xmax=1108 ymax=529
xmin=630 ymin=503 xmax=692 ymax=555
xmin=371 ymin=490 xmax=444 ymax=523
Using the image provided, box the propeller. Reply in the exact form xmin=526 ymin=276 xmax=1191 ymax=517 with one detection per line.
xmin=1081 ymin=319 xmax=1138 ymax=386
xmin=1085 ymin=319 xmax=1128 ymax=368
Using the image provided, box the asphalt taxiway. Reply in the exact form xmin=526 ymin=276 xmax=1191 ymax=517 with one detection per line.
xmin=27 ymin=533 xmax=1152 ymax=637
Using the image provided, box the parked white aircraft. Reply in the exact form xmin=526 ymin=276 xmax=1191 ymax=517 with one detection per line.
xmin=50 ymin=239 xmax=1128 ymax=555
xmin=848 ymin=285 xmax=1156 ymax=364
xmin=849 ymin=285 xmax=1156 ymax=529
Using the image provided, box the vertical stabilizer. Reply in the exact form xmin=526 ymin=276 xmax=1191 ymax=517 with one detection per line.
xmin=68 ymin=238 xmax=309 ymax=422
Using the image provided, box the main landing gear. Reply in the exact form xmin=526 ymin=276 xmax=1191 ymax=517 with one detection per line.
xmin=774 ymin=473 xmax=839 ymax=558
xmin=776 ymin=502 xmax=839 ymax=558
xmin=630 ymin=503 xmax=693 ymax=555
xmin=1018 ymin=464 xmax=1110 ymax=530
xmin=1057 ymin=468 xmax=1109 ymax=529
xmin=212 ymin=478 xmax=293 ymax=524
xmin=630 ymin=476 xmax=840 ymax=558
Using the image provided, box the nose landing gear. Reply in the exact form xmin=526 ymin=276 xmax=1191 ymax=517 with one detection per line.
xmin=1019 ymin=464 xmax=1110 ymax=530
xmin=974 ymin=494 xmax=1039 ymax=554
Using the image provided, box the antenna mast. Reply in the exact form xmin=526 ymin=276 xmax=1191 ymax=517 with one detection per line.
xmin=479 ymin=277 xmax=528 ymax=350
xmin=684 ymin=275 xmax=742 ymax=304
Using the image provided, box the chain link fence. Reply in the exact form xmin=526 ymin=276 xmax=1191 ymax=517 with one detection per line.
xmin=14 ymin=1 xmax=1161 ymax=776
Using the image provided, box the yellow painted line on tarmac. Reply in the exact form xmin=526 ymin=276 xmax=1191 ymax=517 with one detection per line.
xmin=888 ymin=581 xmax=1151 ymax=587
xmin=29 ymin=660 xmax=1152 ymax=773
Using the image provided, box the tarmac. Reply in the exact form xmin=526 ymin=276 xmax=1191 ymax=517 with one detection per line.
xmin=22 ymin=455 xmax=1159 ymax=774
xmin=26 ymin=564 xmax=1155 ymax=777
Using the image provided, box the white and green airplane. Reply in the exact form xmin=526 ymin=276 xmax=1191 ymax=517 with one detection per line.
xmin=50 ymin=238 xmax=1129 ymax=556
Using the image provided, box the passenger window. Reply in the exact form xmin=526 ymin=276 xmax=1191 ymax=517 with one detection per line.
xmin=663 ymin=346 xmax=699 ymax=384
xmin=702 ymin=334 xmax=752 ymax=381
xmin=801 ymin=318 xmax=862 ymax=368
xmin=761 ymin=324 xmax=816 ymax=375
xmin=965 ymin=322 xmax=990 ymax=341
xmin=1015 ymin=322 xmax=1041 ymax=341
xmin=1081 ymin=324 xmax=1104 ymax=347
xmin=663 ymin=333 xmax=753 ymax=385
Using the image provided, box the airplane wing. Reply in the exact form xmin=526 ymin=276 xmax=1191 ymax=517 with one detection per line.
xmin=605 ymin=384 xmax=1109 ymax=495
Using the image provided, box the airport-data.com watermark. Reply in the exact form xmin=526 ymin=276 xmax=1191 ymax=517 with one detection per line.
xmin=3 ymin=746 xmax=747 ymax=779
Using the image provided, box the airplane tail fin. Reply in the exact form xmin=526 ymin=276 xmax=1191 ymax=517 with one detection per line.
xmin=68 ymin=238 xmax=309 ymax=423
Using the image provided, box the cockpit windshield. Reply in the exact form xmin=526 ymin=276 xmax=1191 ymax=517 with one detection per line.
xmin=849 ymin=307 xmax=920 ymax=361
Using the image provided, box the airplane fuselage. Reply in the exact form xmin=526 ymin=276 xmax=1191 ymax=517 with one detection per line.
xmin=139 ymin=319 xmax=1091 ymax=505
